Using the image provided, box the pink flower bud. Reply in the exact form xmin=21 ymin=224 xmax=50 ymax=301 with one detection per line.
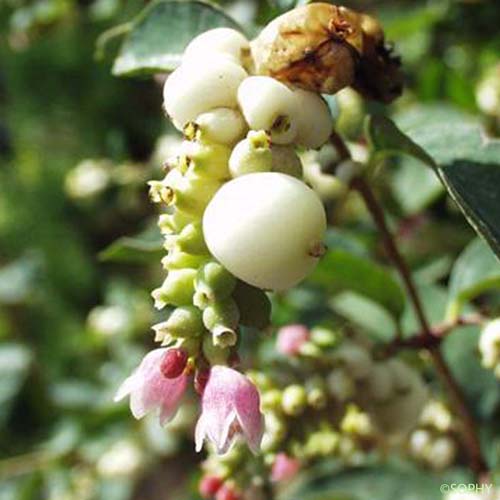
xmin=160 ymin=348 xmax=188 ymax=378
xmin=276 ymin=324 xmax=310 ymax=355
xmin=114 ymin=348 xmax=188 ymax=425
xmin=215 ymin=484 xmax=240 ymax=500
xmin=195 ymin=366 xmax=264 ymax=454
xmin=271 ymin=453 xmax=301 ymax=482
xmin=199 ymin=475 xmax=223 ymax=498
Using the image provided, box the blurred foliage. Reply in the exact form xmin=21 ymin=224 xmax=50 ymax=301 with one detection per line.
xmin=0 ymin=0 xmax=499 ymax=499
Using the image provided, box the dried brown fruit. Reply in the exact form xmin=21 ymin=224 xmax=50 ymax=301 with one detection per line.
xmin=250 ymin=3 xmax=403 ymax=102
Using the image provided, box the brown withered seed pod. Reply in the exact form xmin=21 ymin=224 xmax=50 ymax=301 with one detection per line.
xmin=250 ymin=3 xmax=403 ymax=102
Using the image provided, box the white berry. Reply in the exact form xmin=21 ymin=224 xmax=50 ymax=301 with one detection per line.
xmin=163 ymin=56 xmax=247 ymax=130
xmin=203 ymin=172 xmax=326 ymax=290
xmin=192 ymin=108 xmax=247 ymax=146
xmin=237 ymin=76 xmax=299 ymax=144
xmin=294 ymin=89 xmax=332 ymax=149
xmin=183 ymin=28 xmax=250 ymax=66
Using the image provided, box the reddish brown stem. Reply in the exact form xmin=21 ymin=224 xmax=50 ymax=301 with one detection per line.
xmin=350 ymin=175 xmax=488 ymax=478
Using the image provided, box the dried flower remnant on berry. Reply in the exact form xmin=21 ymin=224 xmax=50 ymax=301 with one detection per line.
xmin=250 ymin=3 xmax=403 ymax=102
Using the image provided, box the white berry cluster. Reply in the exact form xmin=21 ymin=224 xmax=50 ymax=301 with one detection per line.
xmin=149 ymin=27 xmax=331 ymax=361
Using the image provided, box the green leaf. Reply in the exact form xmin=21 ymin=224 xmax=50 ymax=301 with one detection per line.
xmin=112 ymin=0 xmax=243 ymax=77
xmin=446 ymin=238 xmax=500 ymax=320
xmin=99 ymin=226 xmax=164 ymax=263
xmin=442 ymin=325 xmax=500 ymax=419
xmin=330 ymin=292 xmax=396 ymax=341
xmin=0 ymin=344 xmax=33 ymax=426
xmin=365 ymin=115 xmax=436 ymax=169
xmin=396 ymin=107 xmax=500 ymax=258
xmin=311 ymin=249 xmax=406 ymax=318
xmin=0 ymin=253 xmax=42 ymax=304
xmin=291 ymin=462 xmax=472 ymax=500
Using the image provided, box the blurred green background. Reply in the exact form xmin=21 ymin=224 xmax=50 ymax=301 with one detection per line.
xmin=0 ymin=0 xmax=499 ymax=498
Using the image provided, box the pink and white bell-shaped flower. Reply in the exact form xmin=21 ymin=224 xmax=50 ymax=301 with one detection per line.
xmin=114 ymin=348 xmax=188 ymax=425
xmin=195 ymin=365 xmax=264 ymax=454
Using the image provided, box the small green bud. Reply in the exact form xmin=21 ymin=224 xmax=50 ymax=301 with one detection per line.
xmin=282 ymin=385 xmax=307 ymax=416
xmin=162 ymin=249 xmax=208 ymax=270
xmin=298 ymin=341 xmax=322 ymax=358
xmin=202 ymin=336 xmax=230 ymax=365
xmin=232 ymin=280 xmax=271 ymax=330
xmin=270 ymin=145 xmax=303 ymax=179
xmin=340 ymin=404 xmax=372 ymax=437
xmin=261 ymin=389 xmax=283 ymax=411
xmin=151 ymin=269 xmax=196 ymax=309
xmin=203 ymin=298 xmax=240 ymax=348
xmin=194 ymin=261 xmax=236 ymax=307
xmin=158 ymin=210 xmax=194 ymax=235
xmin=306 ymin=378 xmax=328 ymax=409
xmin=304 ymin=431 xmax=339 ymax=458
xmin=247 ymin=371 xmax=273 ymax=390
xmin=180 ymin=140 xmax=231 ymax=181
xmin=310 ymin=327 xmax=340 ymax=348
xmin=229 ymin=130 xmax=272 ymax=177
xmin=152 ymin=305 xmax=203 ymax=342
xmin=176 ymin=222 xmax=208 ymax=255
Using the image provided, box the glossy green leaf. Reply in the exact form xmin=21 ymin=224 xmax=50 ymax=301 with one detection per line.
xmin=396 ymin=108 xmax=500 ymax=257
xmin=311 ymin=249 xmax=406 ymax=318
xmin=112 ymin=0 xmax=243 ymax=77
xmin=365 ymin=115 xmax=436 ymax=169
xmin=446 ymin=238 xmax=500 ymax=320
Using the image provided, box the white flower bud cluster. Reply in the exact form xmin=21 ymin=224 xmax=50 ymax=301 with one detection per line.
xmin=408 ymin=400 xmax=458 ymax=470
xmin=479 ymin=318 xmax=500 ymax=378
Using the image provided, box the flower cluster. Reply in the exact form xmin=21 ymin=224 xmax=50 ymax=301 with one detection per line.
xmin=199 ymin=324 xmax=429 ymax=498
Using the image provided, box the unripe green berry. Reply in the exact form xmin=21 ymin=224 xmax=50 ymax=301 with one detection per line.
xmin=281 ymin=385 xmax=307 ymax=416
xmin=180 ymin=140 xmax=231 ymax=181
xmin=174 ymin=173 xmax=222 ymax=216
xmin=152 ymin=305 xmax=204 ymax=342
xmin=229 ymin=130 xmax=272 ymax=177
xmin=194 ymin=261 xmax=237 ymax=308
xmin=158 ymin=210 xmax=194 ymax=235
xmin=175 ymin=222 xmax=208 ymax=255
xmin=327 ymin=368 xmax=355 ymax=401
xmin=162 ymin=248 xmax=208 ymax=270
xmin=203 ymin=298 xmax=240 ymax=347
xmin=151 ymin=269 xmax=196 ymax=309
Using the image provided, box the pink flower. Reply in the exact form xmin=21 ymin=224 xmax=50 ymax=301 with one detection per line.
xmin=114 ymin=348 xmax=188 ymax=425
xmin=195 ymin=366 xmax=264 ymax=454
xmin=276 ymin=324 xmax=310 ymax=355
xmin=271 ymin=453 xmax=301 ymax=482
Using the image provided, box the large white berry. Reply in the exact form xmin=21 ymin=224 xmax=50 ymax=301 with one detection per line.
xmin=163 ymin=56 xmax=247 ymax=130
xmin=479 ymin=318 xmax=500 ymax=377
xmin=237 ymin=76 xmax=299 ymax=144
xmin=183 ymin=28 xmax=250 ymax=66
xmin=294 ymin=89 xmax=332 ymax=149
xmin=202 ymin=172 xmax=326 ymax=290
